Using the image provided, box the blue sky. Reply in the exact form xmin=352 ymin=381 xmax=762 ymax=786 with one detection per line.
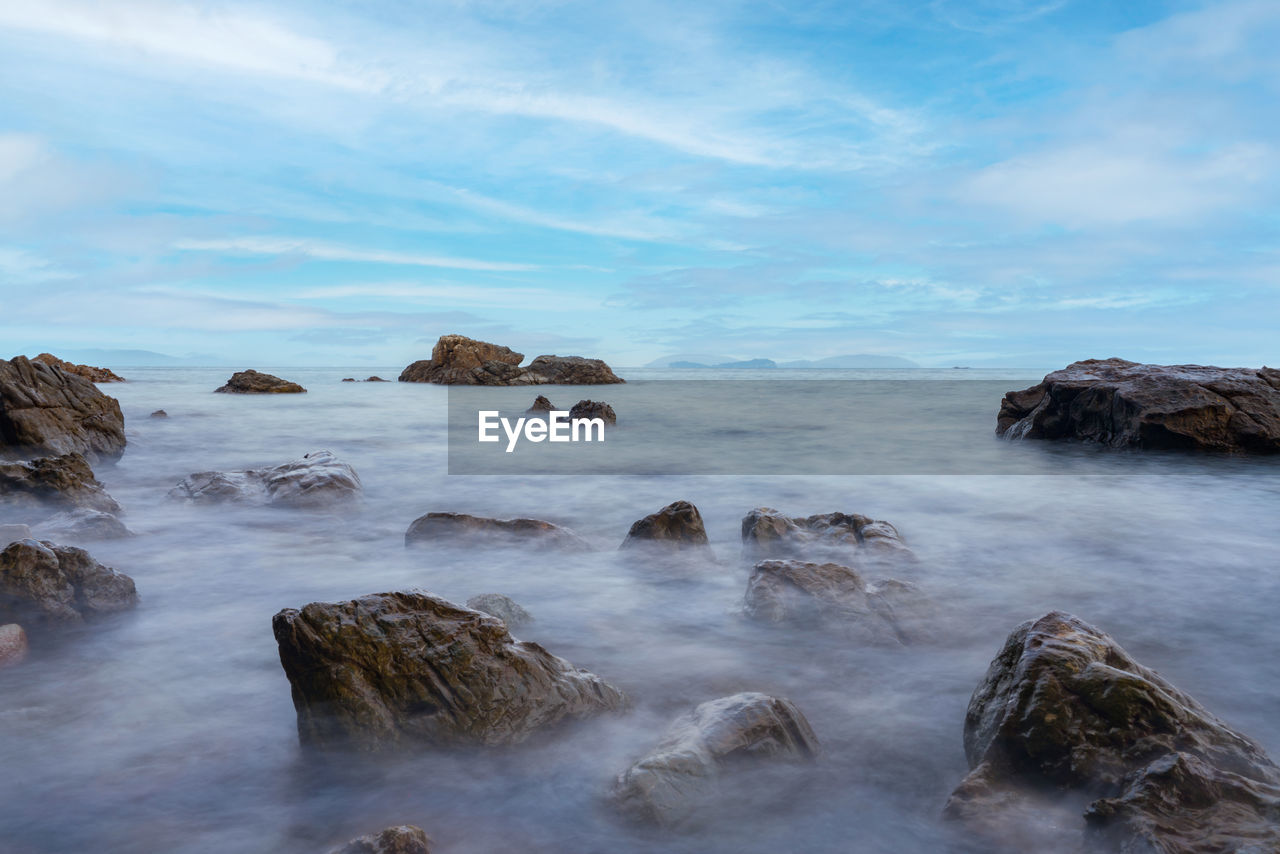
xmin=1 ymin=0 xmax=1277 ymax=368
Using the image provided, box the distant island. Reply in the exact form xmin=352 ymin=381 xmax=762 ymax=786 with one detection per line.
xmin=652 ymin=354 xmax=921 ymax=369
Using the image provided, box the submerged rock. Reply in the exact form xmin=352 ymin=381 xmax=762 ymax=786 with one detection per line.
xmin=465 ymin=593 xmax=533 ymax=629
xmin=365 ymin=376 xmax=388 ymax=382
xmin=945 ymin=611 xmax=1280 ymax=854
xmin=34 ymin=509 xmax=134 ymax=541
xmin=0 ymin=356 xmax=126 ymax=461
xmin=399 ymin=334 xmax=624 ymax=385
xmin=997 ymin=359 xmax=1280 ymax=452
xmin=342 ymin=377 xmax=356 ymax=382
xmin=620 ymin=501 xmax=711 ymax=553
xmin=150 ymin=409 xmax=168 ymax=418
xmin=0 ymin=453 xmax=121 ymax=513
xmin=170 ymin=450 xmax=361 ymax=508
xmin=405 ymin=512 xmax=589 ymax=551
xmin=272 ymin=591 xmax=626 ymax=750
xmin=0 ymin=623 xmax=27 ymax=668
xmin=32 ymin=353 xmax=125 ymax=383
xmin=214 ymin=369 xmax=307 ymax=394
xmin=0 ymin=538 xmax=138 ymax=625
xmin=526 ymin=394 xmax=557 ymax=414
xmin=569 ymin=399 xmax=616 ymax=425
xmin=741 ymin=507 xmax=913 ymax=566
xmin=611 ymin=692 xmax=820 ymax=827
xmin=328 ymin=825 xmax=432 ymax=854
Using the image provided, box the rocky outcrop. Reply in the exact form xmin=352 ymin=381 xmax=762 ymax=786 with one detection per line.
xmin=34 ymin=509 xmax=133 ymax=541
xmin=0 ymin=623 xmax=27 ymax=667
xmin=611 ymin=693 xmax=820 ymax=827
xmin=32 ymin=353 xmax=125 ymax=383
xmin=0 ymin=453 xmax=121 ymax=513
xmin=526 ymin=395 xmax=556 ymax=413
xmin=169 ymin=450 xmax=361 ymax=508
xmin=398 ymin=335 xmax=624 ymax=385
xmin=273 ymin=591 xmax=625 ymax=750
xmin=997 ymin=359 xmax=1280 ymax=452
xmin=466 ymin=593 xmax=533 ymax=629
xmin=0 ymin=539 xmax=138 ymax=625
xmin=0 ymin=356 xmax=126 ymax=461
xmin=405 ymin=512 xmax=589 ymax=550
xmin=945 ymin=612 xmax=1280 ymax=854
xmin=741 ymin=507 xmax=913 ymax=566
xmin=743 ymin=559 xmax=927 ymax=644
xmin=150 ymin=409 xmax=168 ymax=418
xmin=214 ymin=369 xmax=307 ymax=394
xmin=328 ymin=825 xmax=432 ymax=854
xmin=569 ymin=399 xmax=616 ymax=425
xmin=620 ymin=501 xmax=710 ymax=552
xmin=366 ymin=376 xmax=388 ymax=382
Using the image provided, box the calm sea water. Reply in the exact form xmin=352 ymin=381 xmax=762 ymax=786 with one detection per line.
xmin=3 ymin=367 xmax=1279 ymax=853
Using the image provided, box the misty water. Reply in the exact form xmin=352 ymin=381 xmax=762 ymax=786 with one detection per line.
xmin=4 ymin=367 xmax=1280 ymax=853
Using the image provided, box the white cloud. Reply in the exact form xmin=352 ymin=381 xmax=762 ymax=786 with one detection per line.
xmin=173 ymin=236 xmax=539 ymax=272
xmin=292 ymin=281 xmax=602 ymax=311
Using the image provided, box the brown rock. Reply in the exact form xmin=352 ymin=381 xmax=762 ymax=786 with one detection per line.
xmin=741 ymin=507 xmax=913 ymax=566
xmin=0 ymin=623 xmax=27 ymax=668
xmin=0 ymin=453 xmax=121 ymax=513
xmin=365 ymin=376 xmax=388 ymax=382
xmin=997 ymin=358 xmax=1280 ymax=452
xmin=620 ymin=500 xmax=710 ymax=552
xmin=32 ymin=353 xmax=125 ymax=383
xmin=526 ymin=394 xmax=557 ymax=413
xmin=405 ymin=512 xmax=589 ymax=550
xmin=328 ymin=825 xmax=432 ymax=854
xmin=398 ymin=335 xmax=624 ymax=385
xmin=0 ymin=538 xmax=138 ymax=624
xmin=521 ymin=355 xmax=624 ymax=385
xmin=569 ymin=399 xmax=616 ymax=425
xmin=0 ymin=356 xmax=126 ymax=461
xmin=214 ymin=369 xmax=307 ymax=394
xmin=150 ymin=409 xmax=168 ymax=418
xmin=341 ymin=377 xmax=356 ymax=382
xmin=272 ymin=591 xmax=626 ymax=750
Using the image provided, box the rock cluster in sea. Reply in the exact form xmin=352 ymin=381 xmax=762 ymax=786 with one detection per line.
xmin=399 ymin=334 xmax=624 ymax=385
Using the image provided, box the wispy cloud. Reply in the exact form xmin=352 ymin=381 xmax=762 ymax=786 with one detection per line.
xmin=173 ymin=237 xmax=540 ymax=272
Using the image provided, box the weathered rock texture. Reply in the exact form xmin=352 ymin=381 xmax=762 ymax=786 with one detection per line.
xmin=405 ymin=512 xmax=589 ymax=551
xmin=0 ymin=453 xmax=121 ymax=513
xmin=0 ymin=539 xmax=138 ymax=624
xmin=0 ymin=623 xmax=27 ymax=667
xmin=0 ymin=356 xmax=126 ymax=461
xmin=612 ymin=692 xmax=820 ymax=827
xmin=32 ymin=353 xmax=125 ymax=383
xmin=569 ymin=399 xmax=616 ymax=425
xmin=741 ymin=507 xmax=913 ymax=566
xmin=328 ymin=825 xmax=432 ymax=854
xmin=997 ymin=359 xmax=1280 ymax=452
xmin=214 ymin=369 xmax=307 ymax=394
xmin=272 ymin=591 xmax=625 ymax=750
xmin=465 ymin=593 xmax=533 ymax=629
xmin=169 ymin=450 xmax=361 ymax=508
xmin=743 ymin=559 xmax=927 ymax=644
xmin=398 ymin=335 xmax=624 ymax=385
xmin=945 ymin=611 xmax=1280 ymax=854
xmin=620 ymin=501 xmax=711 ymax=552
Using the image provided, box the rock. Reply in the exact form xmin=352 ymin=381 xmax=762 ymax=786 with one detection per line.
xmin=150 ymin=409 xmax=168 ymax=418
xmin=405 ymin=512 xmax=589 ymax=551
xmin=611 ymin=692 xmax=820 ymax=827
xmin=521 ymin=355 xmax=624 ymax=385
xmin=569 ymin=399 xmax=616 ymax=425
xmin=328 ymin=825 xmax=432 ymax=854
xmin=342 ymin=377 xmax=356 ymax=382
xmin=620 ymin=501 xmax=711 ymax=552
xmin=170 ymin=450 xmax=361 ymax=508
xmin=465 ymin=593 xmax=533 ymax=629
xmin=945 ymin=612 xmax=1280 ymax=854
xmin=0 ymin=356 xmax=127 ymax=461
xmin=0 ymin=538 xmax=138 ymax=624
xmin=743 ymin=559 xmax=927 ymax=644
xmin=741 ymin=507 xmax=913 ymax=566
xmin=365 ymin=376 xmax=388 ymax=382
xmin=1 ymin=524 xmax=31 ymax=545
xmin=272 ymin=591 xmax=626 ymax=750
xmin=32 ymin=353 xmax=125 ymax=383
xmin=398 ymin=335 xmax=624 ymax=385
xmin=0 ymin=623 xmax=27 ymax=668
xmin=997 ymin=359 xmax=1280 ymax=452
xmin=0 ymin=453 xmax=122 ymax=513
xmin=34 ymin=509 xmax=134 ymax=541
xmin=214 ymin=369 xmax=307 ymax=394
xmin=526 ymin=394 xmax=557 ymax=413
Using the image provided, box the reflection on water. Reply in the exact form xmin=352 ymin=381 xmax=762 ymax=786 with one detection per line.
xmin=2 ymin=367 xmax=1278 ymax=853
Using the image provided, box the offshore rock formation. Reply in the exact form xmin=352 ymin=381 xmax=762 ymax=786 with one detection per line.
xmin=214 ymin=369 xmax=307 ymax=394
xmin=569 ymin=399 xmax=616 ymax=425
xmin=945 ymin=612 xmax=1280 ymax=853
xmin=169 ymin=450 xmax=361 ymax=508
xmin=0 ymin=539 xmax=138 ymax=625
xmin=526 ymin=395 xmax=556 ymax=413
xmin=0 ymin=356 xmax=126 ymax=462
xmin=741 ymin=507 xmax=914 ymax=567
xmin=272 ymin=591 xmax=626 ymax=750
xmin=405 ymin=512 xmax=590 ymax=551
xmin=0 ymin=453 xmax=121 ymax=514
xmin=620 ymin=500 xmax=711 ymax=552
xmin=399 ymin=335 xmax=624 ymax=385
xmin=997 ymin=359 xmax=1280 ymax=452
xmin=328 ymin=825 xmax=432 ymax=854
xmin=32 ymin=353 xmax=125 ymax=383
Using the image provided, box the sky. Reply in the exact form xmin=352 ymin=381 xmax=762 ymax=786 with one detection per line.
xmin=0 ymin=0 xmax=1277 ymax=369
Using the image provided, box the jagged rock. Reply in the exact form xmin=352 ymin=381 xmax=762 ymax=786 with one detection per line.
xmin=405 ymin=512 xmax=589 ymax=550
xmin=169 ymin=450 xmax=361 ymax=508
xmin=0 ymin=623 xmax=27 ymax=668
xmin=620 ymin=501 xmax=711 ymax=552
xmin=741 ymin=507 xmax=913 ymax=566
xmin=32 ymin=353 xmax=125 ymax=383
xmin=214 ymin=369 xmax=307 ymax=394
xmin=611 ymin=693 xmax=820 ymax=827
xmin=0 ymin=356 xmax=126 ymax=461
xmin=1 ymin=524 xmax=31 ymax=545
xmin=466 ymin=593 xmax=533 ymax=629
xmin=0 ymin=538 xmax=138 ymax=625
xmin=34 ymin=509 xmax=133 ymax=541
xmin=945 ymin=612 xmax=1280 ymax=854
xmin=150 ymin=409 xmax=168 ymax=418
xmin=398 ymin=335 xmax=624 ymax=385
xmin=272 ymin=591 xmax=626 ymax=750
xmin=328 ymin=825 xmax=432 ymax=854
xmin=526 ymin=395 xmax=556 ymax=413
xmin=569 ymin=399 xmax=616 ymax=425
xmin=743 ymin=559 xmax=927 ymax=644
xmin=998 ymin=359 xmax=1280 ymax=452
xmin=0 ymin=453 xmax=121 ymax=513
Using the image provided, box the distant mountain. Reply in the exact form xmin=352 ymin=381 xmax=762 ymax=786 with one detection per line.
xmin=645 ymin=353 xmax=738 ymax=368
xmin=670 ymin=358 xmax=777 ymax=369
xmin=779 ymin=354 xmax=921 ymax=369
xmin=13 ymin=348 xmax=226 ymax=366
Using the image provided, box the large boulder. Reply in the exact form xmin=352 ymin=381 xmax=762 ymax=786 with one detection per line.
xmin=405 ymin=512 xmax=589 ymax=550
xmin=32 ymin=353 xmax=125 ymax=383
xmin=997 ymin=359 xmax=1280 ymax=452
xmin=743 ymin=559 xmax=927 ymax=644
xmin=214 ymin=369 xmax=307 ymax=394
xmin=0 ymin=538 xmax=138 ymax=625
xmin=0 ymin=452 xmax=121 ymax=513
xmin=620 ymin=500 xmax=711 ymax=552
xmin=0 ymin=356 xmax=126 ymax=461
xmin=169 ymin=450 xmax=361 ymax=508
xmin=465 ymin=593 xmax=533 ymax=629
xmin=272 ymin=591 xmax=626 ymax=750
xmin=945 ymin=612 xmax=1280 ymax=853
xmin=328 ymin=825 xmax=432 ymax=854
xmin=398 ymin=335 xmax=624 ymax=385
xmin=741 ymin=507 xmax=913 ymax=566
xmin=611 ymin=692 xmax=820 ymax=827
xmin=0 ymin=623 xmax=27 ymax=668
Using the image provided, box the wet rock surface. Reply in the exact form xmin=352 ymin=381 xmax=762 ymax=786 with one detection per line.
xmin=214 ymin=369 xmax=307 ymax=394
xmin=0 ymin=453 xmax=122 ymax=513
xmin=272 ymin=591 xmax=626 ymax=750
xmin=945 ymin=611 xmax=1280 ymax=854
xmin=0 ymin=356 xmax=127 ymax=461
xmin=741 ymin=507 xmax=913 ymax=566
xmin=611 ymin=692 xmax=820 ymax=827
xmin=32 ymin=353 xmax=125 ymax=383
xmin=328 ymin=825 xmax=432 ymax=854
xmin=0 ymin=622 xmax=27 ymax=667
xmin=465 ymin=593 xmax=533 ymax=629
xmin=0 ymin=538 xmax=138 ymax=625
xmin=170 ymin=450 xmax=361 ymax=508
xmin=399 ymin=335 xmax=624 ymax=385
xmin=569 ymin=399 xmax=616 ymax=425
xmin=997 ymin=358 xmax=1280 ymax=452
xmin=620 ymin=500 xmax=711 ymax=552
xmin=405 ymin=512 xmax=589 ymax=550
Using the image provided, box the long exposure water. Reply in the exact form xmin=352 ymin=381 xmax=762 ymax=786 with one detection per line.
xmin=3 ymin=367 xmax=1279 ymax=853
